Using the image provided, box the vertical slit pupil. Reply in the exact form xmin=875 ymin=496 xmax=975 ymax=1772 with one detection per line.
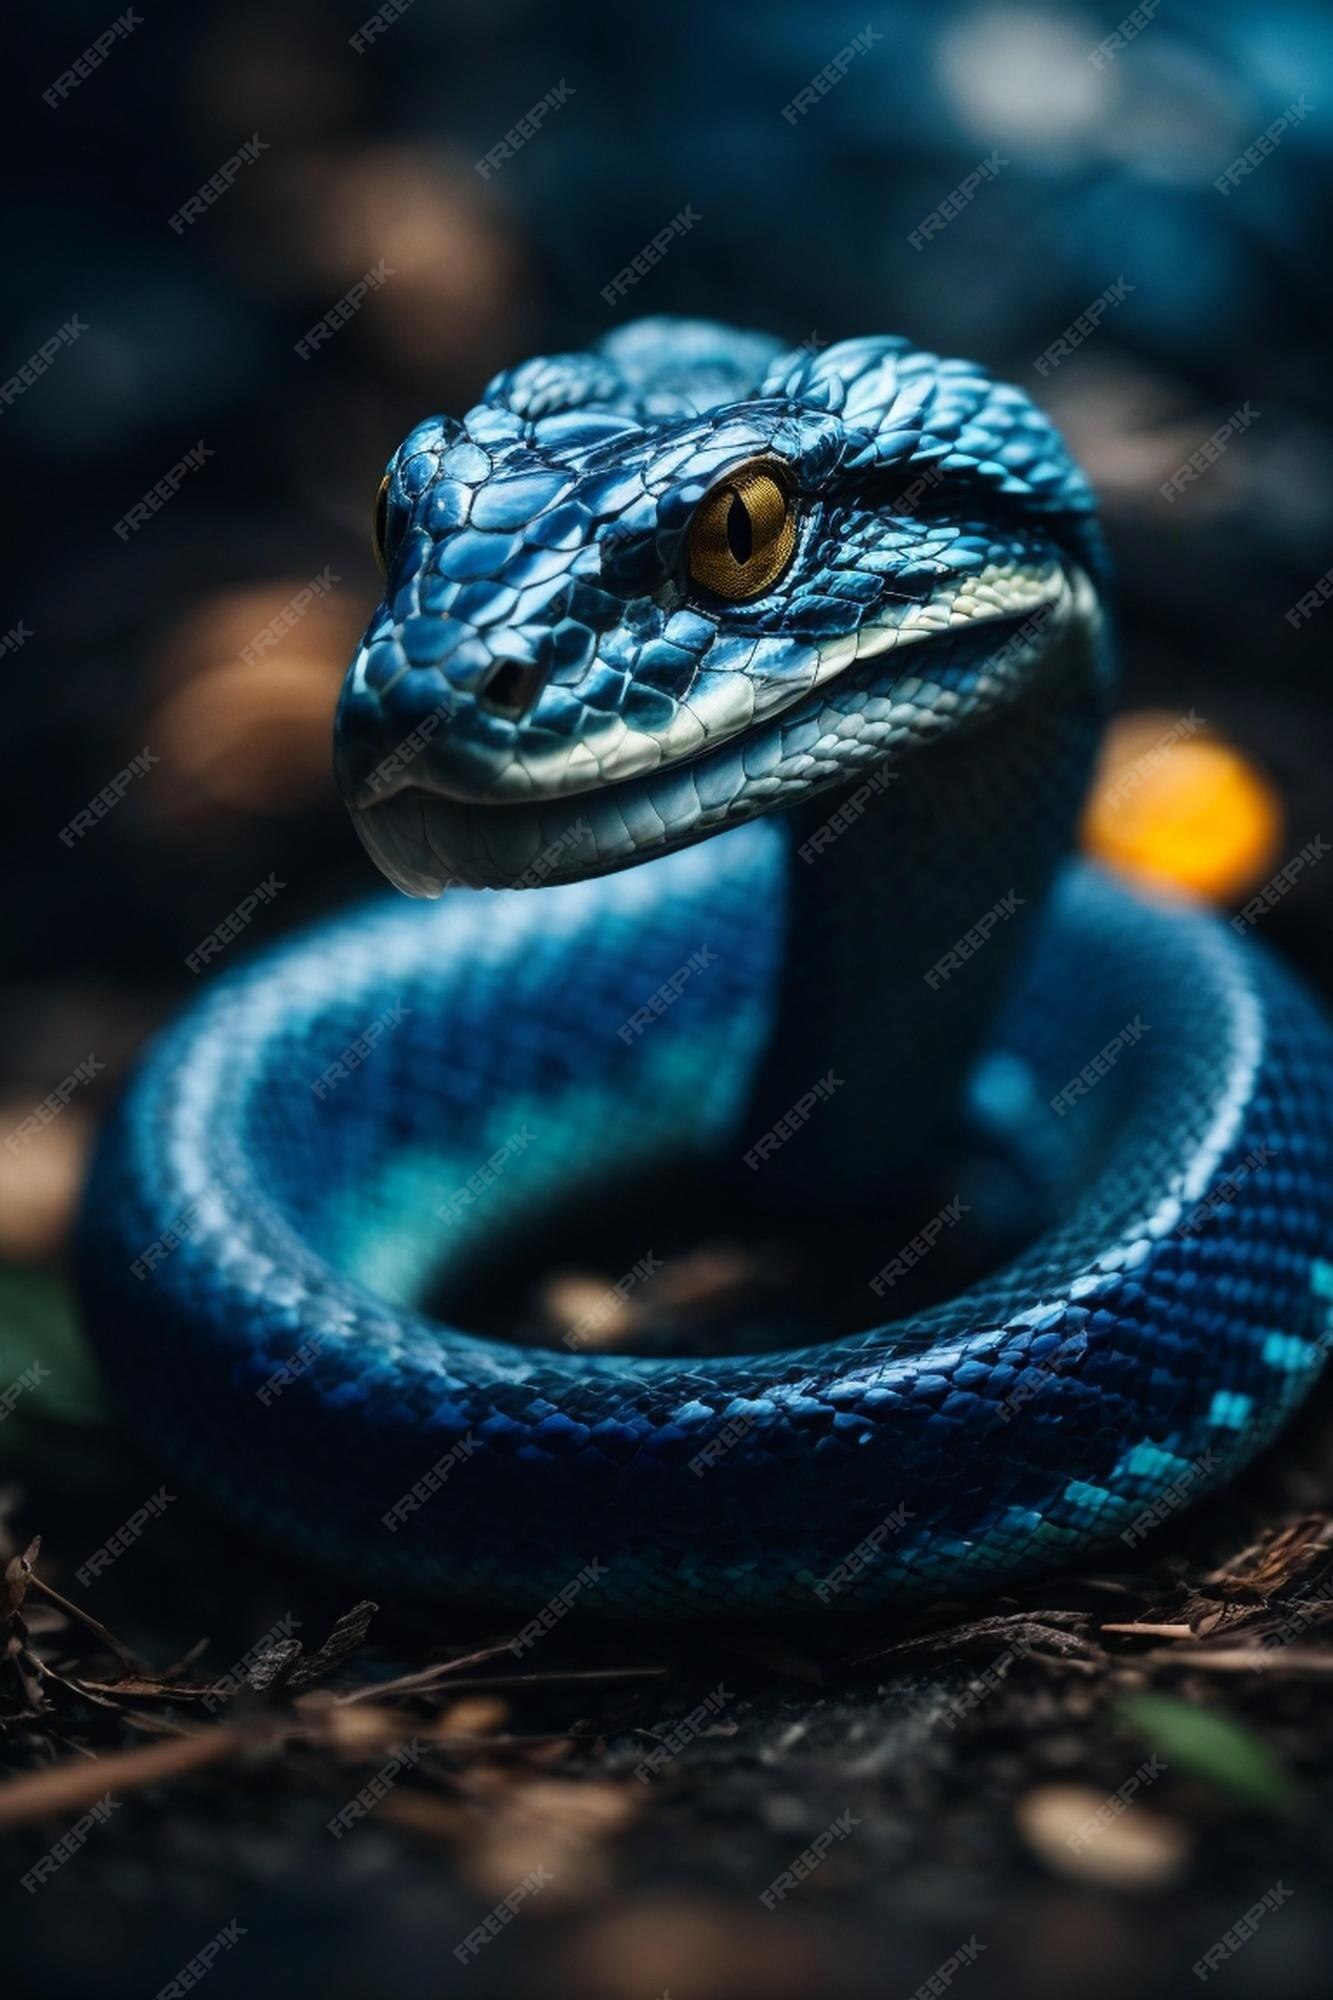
xmin=726 ymin=493 xmax=752 ymax=565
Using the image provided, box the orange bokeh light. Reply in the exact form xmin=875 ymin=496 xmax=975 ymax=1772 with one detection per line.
xmin=1083 ymin=711 xmax=1285 ymax=904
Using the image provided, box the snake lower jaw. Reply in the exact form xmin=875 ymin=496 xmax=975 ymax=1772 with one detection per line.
xmin=345 ymin=580 xmax=1095 ymax=896
xmin=347 ymin=763 xmax=734 ymax=896
xmin=348 ymin=789 xmax=453 ymax=898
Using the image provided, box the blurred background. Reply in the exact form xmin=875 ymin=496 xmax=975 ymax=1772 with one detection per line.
xmin=5 ymin=2 xmax=1333 ymax=1994
xmin=6 ymin=0 xmax=1333 ymax=1280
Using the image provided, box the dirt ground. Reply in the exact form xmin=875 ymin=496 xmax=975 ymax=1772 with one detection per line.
xmin=6 ymin=1324 xmax=1333 ymax=2000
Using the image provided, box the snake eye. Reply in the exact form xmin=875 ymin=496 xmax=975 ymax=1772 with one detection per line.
xmin=688 ymin=459 xmax=797 ymax=601
xmin=372 ymin=472 xmax=392 ymax=577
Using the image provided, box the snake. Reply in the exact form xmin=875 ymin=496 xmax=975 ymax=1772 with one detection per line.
xmin=76 ymin=319 xmax=1333 ymax=1616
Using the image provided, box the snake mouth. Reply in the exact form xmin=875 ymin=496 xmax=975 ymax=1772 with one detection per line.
xmin=348 ymin=569 xmax=1095 ymax=895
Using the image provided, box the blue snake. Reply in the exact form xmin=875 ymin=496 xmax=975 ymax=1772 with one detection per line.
xmin=76 ymin=320 xmax=1333 ymax=1615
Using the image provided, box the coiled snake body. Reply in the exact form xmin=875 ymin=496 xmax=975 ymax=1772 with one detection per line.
xmin=78 ymin=321 xmax=1333 ymax=1613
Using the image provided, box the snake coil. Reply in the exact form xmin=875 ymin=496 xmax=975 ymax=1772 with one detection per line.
xmin=77 ymin=322 xmax=1333 ymax=1613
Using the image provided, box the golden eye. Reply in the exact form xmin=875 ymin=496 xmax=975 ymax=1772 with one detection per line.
xmin=372 ymin=472 xmax=392 ymax=576
xmin=688 ymin=460 xmax=797 ymax=601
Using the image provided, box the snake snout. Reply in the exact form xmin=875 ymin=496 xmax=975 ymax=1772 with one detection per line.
xmin=334 ymin=597 xmax=620 ymax=897
xmin=335 ymin=611 xmax=560 ymax=815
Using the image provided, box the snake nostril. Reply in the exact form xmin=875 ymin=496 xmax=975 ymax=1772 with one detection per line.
xmin=477 ymin=659 xmax=546 ymax=719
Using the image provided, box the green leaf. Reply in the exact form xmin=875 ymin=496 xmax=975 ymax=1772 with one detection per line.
xmin=0 ymin=1264 xmax=112 ymax=1431
xmin=1118 ymin=1690 xmax=1301 ymax=1816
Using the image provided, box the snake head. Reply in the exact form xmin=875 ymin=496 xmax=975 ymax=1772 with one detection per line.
xmin=335 ymin=318 xmax=1104 ymax=894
